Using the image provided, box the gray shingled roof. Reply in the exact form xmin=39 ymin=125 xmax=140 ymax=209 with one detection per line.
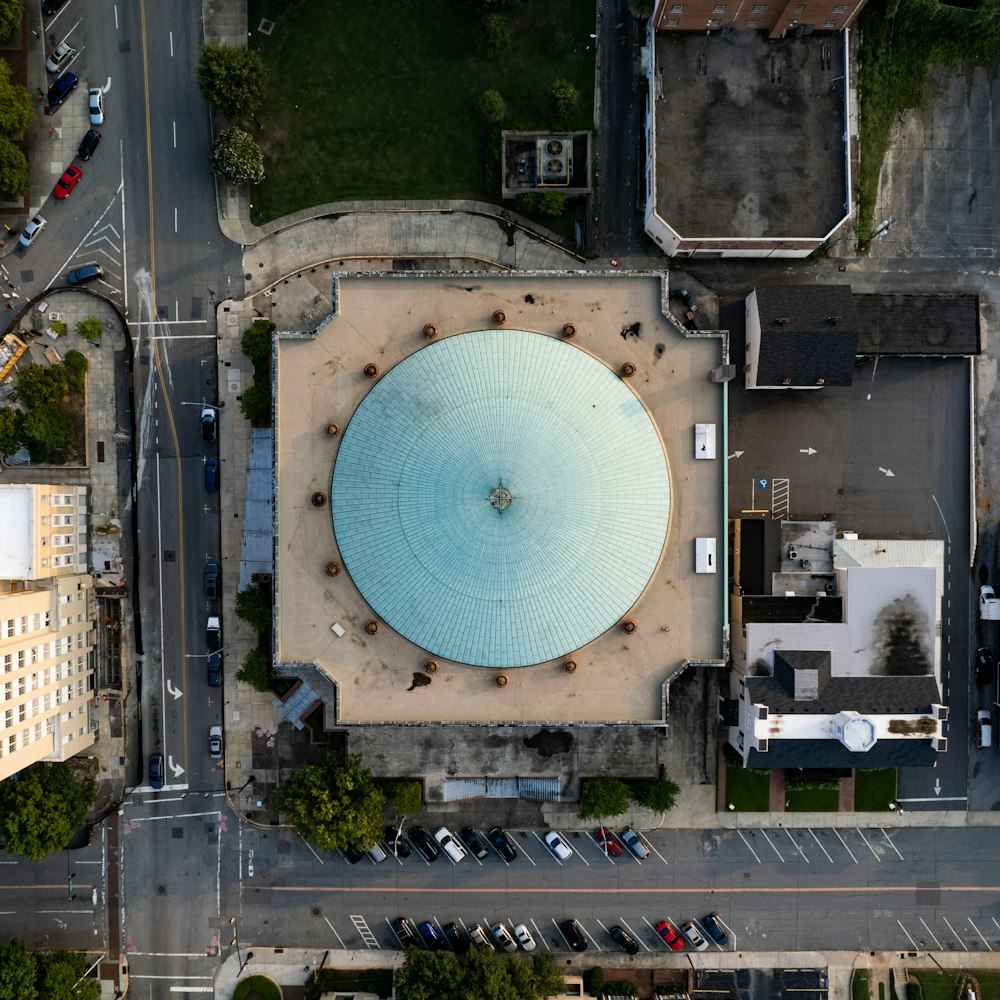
xmin=747 ymin=738 xmax=939 ymax=769
xmin=854 ymin=292 xmax=980 ymax=356
xmin=746 ymin=671 xmax=940 ymax=716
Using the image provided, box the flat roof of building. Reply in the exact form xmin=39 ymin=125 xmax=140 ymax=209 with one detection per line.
xmin=0 ymin=485 xmax=33 ymax=579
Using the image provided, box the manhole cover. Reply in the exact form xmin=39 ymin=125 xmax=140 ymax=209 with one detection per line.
xmin=164 ymin=551 xmax=175 ymax=562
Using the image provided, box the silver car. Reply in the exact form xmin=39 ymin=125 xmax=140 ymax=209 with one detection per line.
xmin=208 ymin=725 xmax=223 ymax=759
xmin=18 ymin=215 xmax=47 ymax=249
xmin=88 ymin=87 xmax=104 ymax=126
xmin=490 ymin=922 xmax=517 ymax=953
xmin=45 ymin=40 xmax=75 ymax=74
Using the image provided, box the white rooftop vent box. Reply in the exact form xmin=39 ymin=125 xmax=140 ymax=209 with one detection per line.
xmin=695 ymin=536 xmax=717 ymax=574
xmin=694 ymin=423 xmax=716 ymax=460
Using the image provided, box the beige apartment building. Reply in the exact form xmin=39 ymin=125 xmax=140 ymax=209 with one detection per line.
xmin=0 ymin=484 xmax=96 ymax=782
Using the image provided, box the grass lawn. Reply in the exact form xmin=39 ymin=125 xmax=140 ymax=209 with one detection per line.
xmin=908 ymin=971 xmax=1000 ymax=1000
xmin=233 ymin=975 xmax=281 ymax=1000
xmin=246 ymin=0 xmax=595 ymax=224
xmin=724 ymin=750 xmax=770 ymax=811
xmin=784 ymin=783 xmax=840 ymax=812
xmin=852 ymin=970 xmax=869 ymax=1000
xmin=854 ymin=768 xmax=896 ymax=811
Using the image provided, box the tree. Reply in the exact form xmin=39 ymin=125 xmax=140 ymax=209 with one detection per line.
xmin=0 ymin=406 xmax=24 ymax=457
xmin=0 ymin=0 xmax=23 ymax=43
xmin=396 ymin=947 xmax=566 ymax=1000
xmin=236 ymin=647 xmax=272 ymax=692
xmin=478 ymin=89 xmax=507 ymax=123
xmin=482 ymin=12 xmax=512 ymax=55
xmin=63 ymin=350 xmax=89 ymax=394
xmin=241 ymin=319 xmax=274 ymax=369
xmin=235 ymin=584 xmax=271 ymax=633
xmin=23 ymin=407 xmax=72 ymax=454
xmin=549 ymin=77 xmax=579 ymax=126
xmin=0 ymin=60 xmax=33 ymax=137
xmin=578 ymin=776 xmax=632 ymax=820
xmin=627 ymin=0 xmax=655 ymax=17
xmin=384 ymin=779 xmax=422 ymax=814
xmin=0 ymin=135 xmax=28 ymax=200
xmin=0 ymin=938 xmax=37 ymax=1000
xmin=211 ymin=127 xmax=264 ymax=185
xmin=515 ymin=191 xmax=567 ymax=217
xmin=0 ymin=762 xmax=95 ymax=861
xmin=272 ymin=752 xmax=384 ymax=852
xmin=196 ymin=44 xmax=266 ymax=119
xmin=628 ymin=765 xmax=679 ymax=812
xmin=35 ymin=952 xmax=99 ymax=1000
xmin=14 ymin=363 xmax=66 ymax=409
xmin=75 ymin=316 xmax=102 ymax=342
xmin=239 ymin=380 xmax=270 ymax=424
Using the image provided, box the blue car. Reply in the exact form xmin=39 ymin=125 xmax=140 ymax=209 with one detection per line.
xmin=204 ymin=457 xmax=219 ymax=492
xmin=47 ymin=71 xmax=78 ymax=107
xmin=148 ymin=753 xmax=164 ymax=790
xmin=207 ymin=651 xmax=221 ymax=687
xmin=418 ymin=921 xmax=445 ymax=950
xmin=68 ymin=264 xmax=104 ymax=285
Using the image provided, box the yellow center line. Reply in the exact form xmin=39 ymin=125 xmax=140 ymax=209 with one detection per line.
xmin=140 ymin=0 xmax=188 ymax=758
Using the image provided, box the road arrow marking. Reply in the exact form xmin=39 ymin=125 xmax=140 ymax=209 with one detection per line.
xmin=878 ymin=467 xmax=895 ymax=477
xmin=168 ymin=756 xmax=185 ymax=778
xmin=799 ymin=447 xmax=817 ymax=455
xmin=934 ymin=778 xmax=941 ymax=796
xmin=165 ymin=679 xmax=183 ymax=700
xmin=728 ymin=451 xmax=744 ymax=460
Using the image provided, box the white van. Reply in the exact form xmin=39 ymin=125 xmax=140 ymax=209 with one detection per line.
xmin=977 ymin=709 xmax=992 ymax=748
xmin=434 ymin=826 xmax=468 ymax=863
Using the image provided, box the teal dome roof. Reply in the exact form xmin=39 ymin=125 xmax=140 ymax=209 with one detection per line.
xmin=331 ymin=330 xmax=670 ymax=668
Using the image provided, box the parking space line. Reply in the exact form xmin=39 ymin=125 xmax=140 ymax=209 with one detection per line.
xmin=856 ymin=829 xmax=881 ymax=862
xmin=323 ymin=916 xmax=347 ymax=950
xmin=530 ymin=917 xmax=550 ymax=950
xmin=897 ymin=920 xmax=919 ymax=951
xmin=968 ymin=917 xmax=992 ymax=951
xmin=573 ymin=844 xmax=591 ymax=867
xmin=620 ymin=917 xmax=651 ymax=951
xmin=737 ymin=830 xmax=762 ymax=864
xmin=785 ymin=829 xmax=807 ymax=863
xmin=434 ymin=917 xmax=450 ymax=947
xmin=943 ymin=916 xmax=968 ymax=950
xmin=919 ymin=917 xmax=943 ymax=951
xmin=532 ymin=831 xmax=561 ymax=866
xmin=303 ymin=840 xmax=324 ymax=864
xmin=993 ymin=916 xmax=1000 ymax=935
xmin=383 ymin=916 xmax=398 ymax=948
xmin=642 ymin=916 xmax=667 ymax=949
xmin=760 ymin=830 xmax=785 ymax=862
xmin=596 ymin=917 xmax=611 ymax=945
xmin=808 ymin=830 xmax=834 ymax=863
xmin=879 ymin=828 xmax=904 ymax=861
xmin=640 ymin=835 xmax=670 ymax=866
xmin=589 ymin=833 xmax=617 ymax=864
xmin=552 ymin=917 xmax=572 ymax=950
xmin=580 ymin=921 xmax=602 ymax=952
xmin=832 ymin=829 xmax=859 ymax=864
xmin=511 ymin=835 xmax=536 ymax=867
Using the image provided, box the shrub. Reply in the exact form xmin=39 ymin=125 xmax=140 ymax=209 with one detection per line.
xmin=628 ymin=765 xmax=679 ymax=812
xmin=384 ymin=779 xmax=422 ymax=814
xmin=236 ymin=647 xmax=272 ymax=692
xmin=0 ymin=59 xmax=33 ymax=137
xmin=482 ymin=12 xmax=512 ymax=55
xmin=478 ymin=88 xmax=507 ymax=123
xmin=76 ymin=316 xmax=102 ymax=342
xmin=63 ymin=351 xmax=88 ymax=393
xmin=604 ymin=982 xmax=637 ymax=998
xmin=549 ymin=77 xmax=579 ymax=126
xmin=584 ymin=966 xmax=604 ymax=997
xmin=211 ymin=127 xmax=265 ymax=185
xmin=235 ymin=584 xmax=271 ymax=633
xmin=239 ymin=380 xmax=270 ymax=424
xmin=516 ymin=191 xmax=568 ymax=217
xmin=196 ymin=44 xmax=267 ymax=119
xmin=50 ymin=320 xmax=67 ymax=337
xmin=578 ymin=777 xmax=631 ymax=820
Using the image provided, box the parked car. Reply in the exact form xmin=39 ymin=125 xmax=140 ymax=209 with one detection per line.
xmin=681 ymin=920 xmax=709 ymax=951
xmin=47 ymin=71 xmax=78 ymax=107
xmin=655 ymin=919 xmax=685 ymax=951
xmin=595 ymin=826 xmax=623 ymax=858
xmin=977 ymin=708 xmax=993 ymax=748
xmin=468 ymin=924 xmax=494 ymax=950
xmin=204 ymin=457 xmax=219 ymax=493
xmin=560 ymin=919 xmax=587 ymax=952
xmin=487 ymin=826 xmax=517 ymax=863
xmin=77 ymin=128 xmax=101 ymax=160
xmin=459 ymin=826 xmax=489 ymax=860
xmin=208 ymin=725 xmax=223 ymax=759
xmin=88 ymin=87 xmax=104 ymax=125
xmin=443 ymin=922 xmax=469 ymax=953
xmin=391 ymin=917 xmax=418 ymax=948
xmin=621 ymin=826 xmax=649 ymax=859
xmin=384 ymin=825 xmax=411 ymax=859
xmin=976 ymin=645 xmax=995 ymax=686
xmin=513 ymin=923 xmax=536 ymax=951
xmin=201 ymin=405 xmax=217 ymax=442
xmin=148 ymin=752 xmax=164 ymax=789
xmin=364 ymin=842 xmax=387 ymax=864
xmin=68 ymin=263 xmax=103 ymax=284
xmin=701 ymin=913 xmax=728 ymax=946
xmin=609 ymin=924 xmax=639 ymax=954
xmin=207 ymin=651 xmax=221 ymax=687
xmin=418 ymin=921 xmax=445 ymax=950
xmin=342 ymin=845 xmax=365 ymax=865
xmin=407 ymin=826 xmax=440 ymax=863
xmin=490 ymin=922 xmax=517 ymax=953
xmin=434 ymin=826 xmax=468 ymax=863
xmin=53 ymin=165 xmax=82 ymax=200
xmin=45 ymin=41 xmax=76 ymax=74
xmin=544 ymin=830 xmax=573 ymax=861
xmin=206 ymin=615 xmax=221 ymax=650
xmin=204 ymin=562 xmax=219 ymax=600
xmin=42 ymin=0 xmax=69 ymax=13
xmin=18 ymin=215 xmax=47 ymax=248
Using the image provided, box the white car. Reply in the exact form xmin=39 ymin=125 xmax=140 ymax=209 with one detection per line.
xmin=681 ymin=920 xmax=709 ymax=951
xmin=18 ymin=215 xmax=47 ymax=249
xmin=45 ymin=40 xmax=75 ymax=74
xmin=88 ymin=87 xmax=104 ymax=126
xmin=490 ymin=922 xmax=517 ymax=953
xmin=543 ymin=830 xmax=573 ymax=861
xmin=433 ymin=826 xmax=468 ymax=864
xmin=513 ymin=923 xmax=536 ymax=951
xmin=208 ymin=725 xmax=223 ymax=759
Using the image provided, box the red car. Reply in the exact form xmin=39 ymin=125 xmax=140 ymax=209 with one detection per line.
xmin=655 ymin=919 xmax=685 ymax=951
xmin=594 ymin=826 xmax=623 ymax=858
xmin=53 ymin=165 xmax=82 ymax=200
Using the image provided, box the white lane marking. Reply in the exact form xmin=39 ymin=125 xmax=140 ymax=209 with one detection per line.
xmin=879 ymin=828 xmax=904 ymax=861
xmin=620 ymin=917 xmax=651 ymax=951
xmin=968 ymin=917 xmax=992 ymax=951
xmin=897 ymin=920 xmax=919 ymax=950
xmin=642 ymin=916 xmax=668 ymax=949
xmin=126 ymin=810 xmax=218 ymax=822
xmin=572 ymin=843 xmax=590 ymax=867
xmin=530 ymin=917 xmax=549 ymax=950
xmin=169 ymin=990 xmax=213 ymax=995
xmin=641 ymin=834 xmax=669 ymax=866
xmin=301 ymin=840 xmax=323 ymax=865
xmin=532 ymin=832 xmax=561 ymax=866
xmin=856 ymin=829 xmax=881 ymax=862
xmin=169 ymin=30 xmax=174 ymax=58
xmin=172 ymin=121 xmax=176 ymax=148
xmin=760 ymin=830 xmax=785 ymax=862
xmin=174 ymin=207 xmax=178 ymax=233
xmin=323 ymin=916 xmax=346 ymax=950
xmin=942 ymin=916 xmax=968 ymax=951
xmin=809 ymin=829 xmax=834 ymax=863
xmin=579 ymin=921 xmax=602 ymax=952
xmin=785 ymin=829 xmax=807 ymax=863
xmin=919 ymin=917 xmax=944 ymax=951
xmin=552 ymin=918 xmax=572 ymax=950
xmin=736 ymin=830 xmax=762 ymax=864
xmin=589 ymin=833 xmax=617 ymax=864
xmin=832 ymin=828 xmax=858 ymax=864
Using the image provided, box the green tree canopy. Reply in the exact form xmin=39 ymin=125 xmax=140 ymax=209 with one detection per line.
xmin=35 ymin=951 xmax=99 ymax=1000
xmin=272 ymin=752 xmax=384 ymax=852
xmin=63 ymin=350 xmax=89 ymax=393
xmin=628 ymin=765 xmax=679 ymax=812
xmin=23 ymin=407 xmax=72 ymax=454
xmin=236 ymin=647 xmax=271 ymax=692
xmin=197 ymin=44 xmax=267 ymax=118
xmin=384 ymin=779 xmax=422 ymax=814
xmin=0 ymin=406 xmax=25 ymax=457
xmin=211 ymin=126 xmax=265 ymax=185
xmin=14 ymin=363 xmax=67 ymax=409
xmin=0 ymin=763 xmax=95 ymax=861
xmin=549 ymin=77 xmax=579 ymax=126
xmin=75 ymin=316 xmax=102 ymax=342
xmin=238 ymin=380 xmax=271 ymax=424
xmin=241 ymin=319 xmax=274 ymax=369
xmin=0 ymin=59 xmax=33 ymax=137
xmin=481 ymin=12 xmax=512 ymax=55
xmin=395 ymin=947 xmax=566 ymax=1000
xmin=0 ymin=0 xmax=23 ymax=43
xmin=0 ymin=135 xmax=29 ymax=200
xmin=234 ymin=584 xmax=271 ymax=633
xmin=578 ymin=776 xmax=632 ymax=820
xmin=516 ymin=191 xmax=567 ymax=218
xmin=0 ymin=938 xmax=37 ymax=1000
xmin=478 ymin=89 xmax=507 ymax=123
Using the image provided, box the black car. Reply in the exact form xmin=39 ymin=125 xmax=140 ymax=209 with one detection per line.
xmin=487 ymin=825 xmax=518 ymax=863
xmin=701 ymin=913 xmax=728 ymax=946
xmin=460 ymin=826 xmax=489 ymax=860
xmin=560 ymin=919 xmax=588 ymax=952
xmin=77 ymin=128 xmax=101 ymax=161
xmin=444 ymin=922 xmax=470 ymax=953
xmin=407 ymin=826 xmax=440 ymax=862
xmin=391 ymin=917 xmax=419 ymax=949
xmin=609 ymin=924 xmax=639 ymax=955
xmin=976 ymin=645 xmax=995 ymax=686
xmin=342 ymin=845 xmax=365 ymax=865
xmin=384 ymin=825 xmax=411 ymax=858
xmin=201 ymin=406 xmax=217 ymax=443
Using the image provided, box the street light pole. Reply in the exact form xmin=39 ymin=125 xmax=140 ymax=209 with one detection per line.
xmin=66 ymin=849 xmax=76 ymax=900
xmin=230 ymin=917 xmax=254 ymax=976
